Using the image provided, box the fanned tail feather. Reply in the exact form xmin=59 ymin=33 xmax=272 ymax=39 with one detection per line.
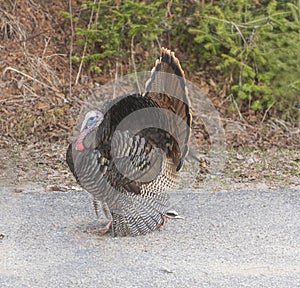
xmin=145 ymin=47 xmax=192 ymax=171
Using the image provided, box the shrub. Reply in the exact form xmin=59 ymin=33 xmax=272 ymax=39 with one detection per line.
xmin=64 ymin=0 xmax=300 ymax=122
xmin=185 ymin=0 xmax=300 ymax=120
xmin=65 ymin=0 xmax=169 ymax=73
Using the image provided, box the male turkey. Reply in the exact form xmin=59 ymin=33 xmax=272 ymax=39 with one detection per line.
xmin=66 ymin=48 xmax=192 ymax=236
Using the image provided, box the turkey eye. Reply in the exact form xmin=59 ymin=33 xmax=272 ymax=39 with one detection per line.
xmin=87 ymin=116 xmax=96 ymax=124
xmin=85 ymin=116 xmax=96 ymax=128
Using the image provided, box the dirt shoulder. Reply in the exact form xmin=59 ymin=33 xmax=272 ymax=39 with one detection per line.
xmin=0 ymin=140 xmax=299 ymax=192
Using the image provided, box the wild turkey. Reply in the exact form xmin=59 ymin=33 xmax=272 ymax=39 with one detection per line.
xmin=66 ymin=48 xmax=192 ymax=236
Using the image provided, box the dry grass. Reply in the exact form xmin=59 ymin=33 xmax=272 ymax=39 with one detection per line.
xmin=0 ymin=0 xmax=75 ymax=145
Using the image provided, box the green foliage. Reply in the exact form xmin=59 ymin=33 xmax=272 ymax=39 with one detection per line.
xmin=70 ymin=0 xmax=169 ymax=72
xmin=64 ymin=0 xmax=300 ymax=122
xmin=183 ymin=0 xmax=300 ymax=120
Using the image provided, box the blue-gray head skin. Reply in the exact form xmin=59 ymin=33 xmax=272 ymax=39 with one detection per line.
xmin=75 ymin=110 xmax=104 ymax=151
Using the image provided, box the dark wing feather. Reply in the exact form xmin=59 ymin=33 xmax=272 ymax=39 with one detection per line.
xmin=95 ymin=94 xmax=159 ymax=159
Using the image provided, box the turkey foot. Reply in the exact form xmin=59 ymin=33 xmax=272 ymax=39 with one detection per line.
xmin=87 ymin=220 xmax=112 ymax=235
xmin=160 ymin=210 xmax=184 ymax=229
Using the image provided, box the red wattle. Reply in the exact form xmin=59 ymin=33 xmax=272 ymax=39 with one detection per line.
xmin=75 ymin=142 xmax=85 ymax=151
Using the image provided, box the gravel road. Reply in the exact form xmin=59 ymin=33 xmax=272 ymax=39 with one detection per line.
xmin=1 ymin=187 xmax=299 ymax=288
